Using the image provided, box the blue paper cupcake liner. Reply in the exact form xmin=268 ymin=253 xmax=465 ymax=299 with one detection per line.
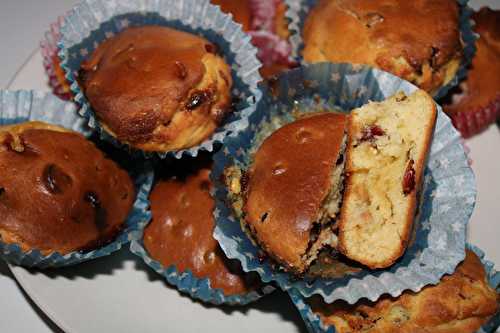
xmin=0 ymin=90 xmax=154 ymax=268
xmin=290 ymin=243 xmax=500 ymax=333
xmin=130 ymin=219 xmax=274 ymax=306
xmin=57 ymin=0 xmax=262 ymax=159
xmin=212 ymin=63 xmax=476 ymax=304
xmin=283 ymin=0 xmax=477 ymax=100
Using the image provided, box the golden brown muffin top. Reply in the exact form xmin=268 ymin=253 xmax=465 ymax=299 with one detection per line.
xmin=144 ymin=168 xmax=256 ymax=296
xmin=310 ymin=250 xmax=499 ymax=333
xmin=303 ymin=0 xmax=462 ymax=93
xmin=211 ymin=0 xmax=252 ymax=32
xmin=79 ymin=26 xmax=230 ymax=148
xmin=445 ymin=8 xmax=500 ymax=114
xmin=0 ymin=122 xmax=135 ymax=254
xmin=244 ymin=113 xmax=347 ymax=272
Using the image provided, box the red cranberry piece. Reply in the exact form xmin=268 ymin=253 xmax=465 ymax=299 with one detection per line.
xmin=403 ymin=160 xmax=416 ymax=195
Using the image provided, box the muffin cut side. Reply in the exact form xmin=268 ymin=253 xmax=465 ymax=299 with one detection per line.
xmin=301 ymin=136 xmax=346 ymax=270
xmin=338 ymin=90 xmax=437 ymax=269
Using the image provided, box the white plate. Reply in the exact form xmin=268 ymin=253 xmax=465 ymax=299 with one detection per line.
xmin=7 ymin=1 xmax=500 ymax=330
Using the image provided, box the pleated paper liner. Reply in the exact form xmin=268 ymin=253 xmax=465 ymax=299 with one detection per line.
xmin=212 ymin=63 xmax=475 ymax=304
xmin=289 ymin=243 xmax=500 ymax=333
xmin=0 ymin=90 xmax=153 ymax=268
xmin=58 ymin=0 xmax=262 ymax=159
xmin=283 ymin=0 xmax=477 ymax=100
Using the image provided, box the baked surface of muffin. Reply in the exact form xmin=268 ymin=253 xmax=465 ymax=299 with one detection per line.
xmin=242 ymin=113 xmax=347 ymax=274
xmin=79 ymin=26 xmax=233 ymax=152
xmin=144 ymin=168 xmax=256 ymax=295
xmin=0 ymin=122 xmax=135 ymax=254
xmin=303 ymin=0 xmax=462 ymax=94
xmin=310 ymin=250 xmax=499 ymax=333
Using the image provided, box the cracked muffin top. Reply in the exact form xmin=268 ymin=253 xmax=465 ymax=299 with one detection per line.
xmin=0 ymin=122 xmax=135 ymax=254
xmin=78 ymin=26 xmax=233 ymax=152
xmin=303 ymin=0 xmax=463 ymax=95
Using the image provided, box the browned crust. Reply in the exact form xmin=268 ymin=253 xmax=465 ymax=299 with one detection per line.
xmin=303 ymin=0 xmax=462 ymax=94
xmin=0 ymin=121 xmax=134 ymax=255
xmin=79 ymin=26 xmax=232 ymax=152
xmin=242 ymin=113 xmax=347 ymax=274
xmin=338 ymin=92 xmax=437 ymax=269
xmin=311 ymin=250 xmax=499 ymax=333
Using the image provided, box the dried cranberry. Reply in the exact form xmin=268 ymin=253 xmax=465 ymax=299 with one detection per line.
xmin=42 ymin=164 xmax=72 ymax=194
xmin=186 ymin=91 xmax=210 ymax=110
xmin=360 ymin=125 xmax=385 ymax=142
xmin=84 ymin=191 xmax=107 ymax=231
xmin=403 ymin=160 xmax=416 ymax=195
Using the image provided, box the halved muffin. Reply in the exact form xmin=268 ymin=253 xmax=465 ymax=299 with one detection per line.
xmin=237 ymin=113 xmax=348 ymax=274
xmin=78 ymin=26 xmax=232 ymax=152
xmin=0 ymin=122 xmax=135 ymax=254
xmin=338 ymin=90 xmax=437 ymax=269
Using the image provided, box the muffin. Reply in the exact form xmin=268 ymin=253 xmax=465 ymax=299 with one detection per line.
xmin=339 ymin=90 xmax=437 ymax=269
xmin=78 ymin=26 xmax=233 ymax=152
xmin=0 ymin=122 xmax=135 ymax=254
xmin=302 ymin=0 xmax=463 ymax=95
xmin=211 ymin=0 xmax=293 ymax=79
xmin=444 ymin=7 xmax=500 ymax=138
xmin=229 ymin=113 xmax=348 ymax=274
xmin=144 ymin=168 xmax=257 ymax=296
xmin=308 ymin=250 xmax=499 ymax=333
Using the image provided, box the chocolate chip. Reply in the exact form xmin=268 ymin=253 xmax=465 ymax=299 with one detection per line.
xmin=0 ymin=187 xmax=4 ymax=197
xmin=42 ymin=164 xmax=72 ymax=194
xmin=336 ymin=153 xmax=344 ymax=166
xmin=260 ymin=212 xmax=269 ymax=223
xmin=240 ymin=171 xmax=249 ymax=194
xmin=430 ymin=47 xmax=440 ymax=68
xmin=186 ymin=91 xmax=211 ymax=110
xmin=257 ymin=251 xmax=267 ymax=263
xmin=199 ymin=180 xmax=211 ymax=191
xmin=84 ymin=191 xmax=107 ymax=231
xmin=403 ymin=160 xmax=416 ymax=195
xmin=77 ymin=68 xmax=90 ymax=87
xmin=174 ymin=61 xmax=187 ymax=79
xmin=204 ymin=43 xmax=217 ymax=54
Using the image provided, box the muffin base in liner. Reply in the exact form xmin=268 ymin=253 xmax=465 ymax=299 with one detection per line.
xmin=0 ymin=90 xmax=153 ymax=268
xmin=130 ymin=219 xmax=274 ymax=306
xmin=40 ymin=15 xmax=72 ymax=101
xmin=57 ymin=0 xmax=262 ymax=159
xmin=212 ymin=63 xmax=475 ymax=304
xmin=290 ymin=243 xmax=500 ymax=333
xmin=283 ymin=0 xmax=477 ymax=100
xmin=450 ymin=95 xmax=500 ymax=139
